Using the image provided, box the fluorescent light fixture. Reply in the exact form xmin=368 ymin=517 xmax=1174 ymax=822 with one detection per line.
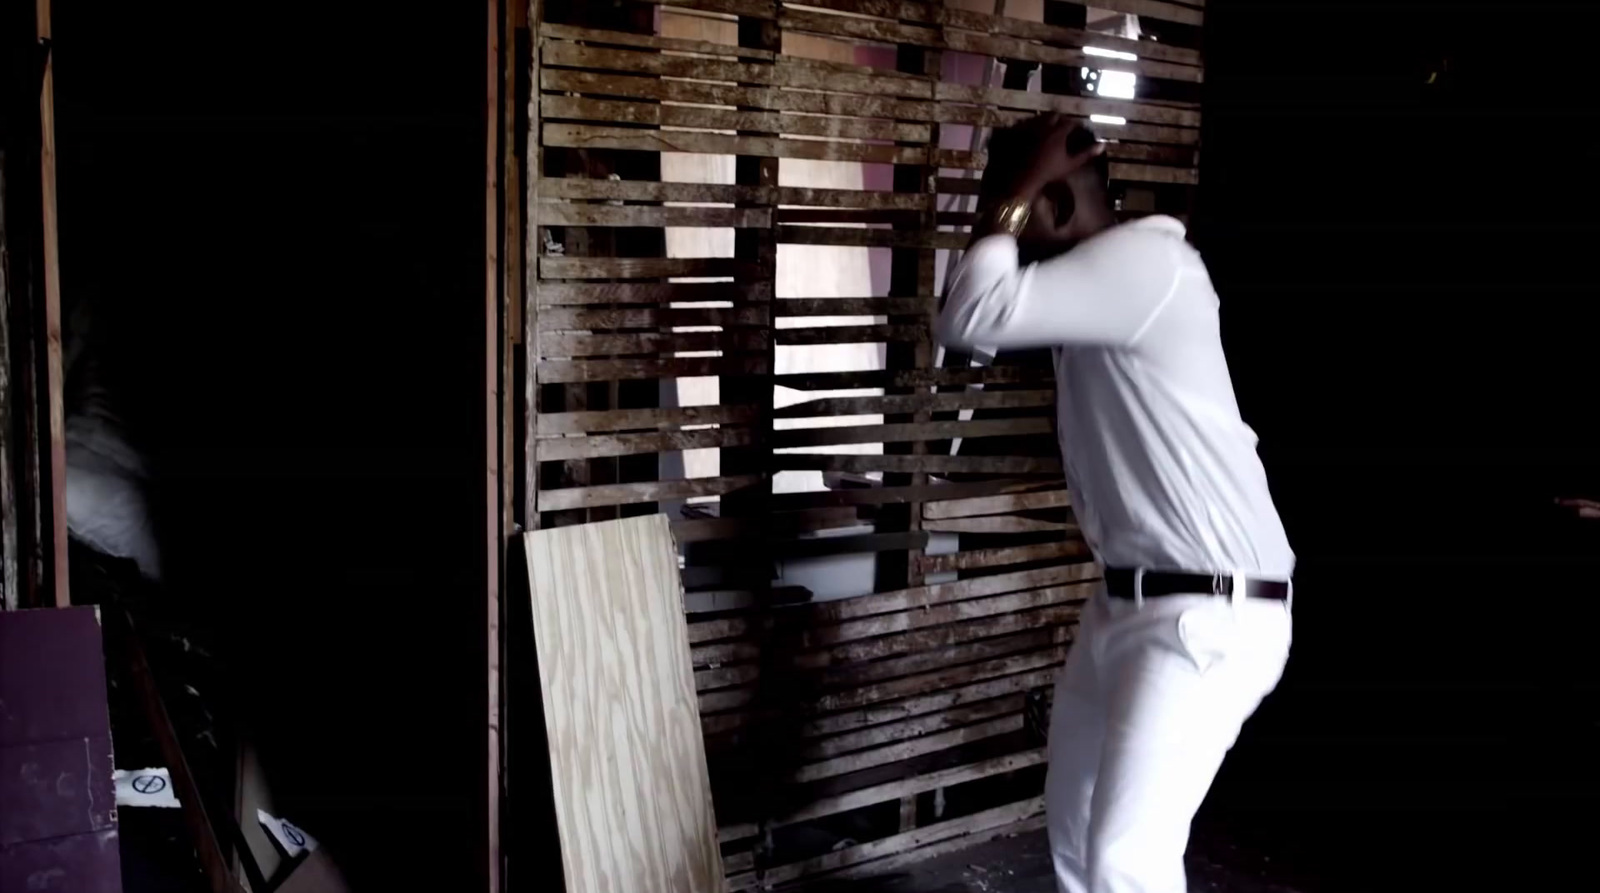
xmin=1089 ymin=114 xmax=1127 ymax=126
xmin=1096 ymin=70 xmax=1138 ymax=99
xmin=1084 ymin=46 xmax=1138 ymax=61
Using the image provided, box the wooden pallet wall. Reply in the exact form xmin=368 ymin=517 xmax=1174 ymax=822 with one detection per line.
xmin=524 ymin=0 xmax=1204 ymax=886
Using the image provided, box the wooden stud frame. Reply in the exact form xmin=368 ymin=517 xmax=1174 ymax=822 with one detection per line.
xmin=523 ymin=0 xmax=1204 ymax=885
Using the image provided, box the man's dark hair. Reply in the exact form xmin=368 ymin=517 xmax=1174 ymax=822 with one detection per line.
xmin=978 ymin=117 xmax=1109 ymax=207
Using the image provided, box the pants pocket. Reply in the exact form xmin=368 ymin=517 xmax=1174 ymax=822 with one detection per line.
xmin=1175 ymin=603 xmax=1238 ymax=675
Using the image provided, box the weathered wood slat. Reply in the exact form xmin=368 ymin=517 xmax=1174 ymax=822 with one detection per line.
xmin=773 ymin=324 xmax=927 ymax=346
xmin=917 ymin=541 xmax=1094 ymax=575
xmin=537 ymin=404 xmax=760 ymax=436
xmin=695 ymin=662 xmax=761 ymax=692
xmin=772 ymin=748 xmax=1047 ymax=827
xmin=792 ymin=713 xmax=1025 ymax=782
xmin=542 ymin=94 xmax=932 ymax=142
xmin=772 ymin=417 xmax=1052 ymax=449
xmin=944 ymin=29 xmax=1202 ymax=84
xmin=718 ymin=822 xmax=761 ymax=846
xmin=539 ymin=177 xmax=955 ymax=212
xmin=545 ymin=122 xmax=931 ymax=164
xmin=773 ymin=453 xmax=1062 ymax=474
xmin=699 ymin=686 xmax=756 ymax=714
xmin=777 ymin=207 xmax=917 ymax=225
xmin=774 ymin=389 xmax=1052 ymax=418
xmin=539 ymin=329 xmax=770 ymax=357
xmin=794 ymin=604 xmax=1083 ymax=671
xmin=774 ymin=297 xmax=934 ymax=317
xmin=658 ymin=0 xmax=776 ymax=21
xmin=541 ymin=68 xmax=943 ymax=125
xmin=775 ymin=224 xmax=970 ymax=249
xmin=799 ymin=562 xmax=1093 ymax=626
xmin=773 ymin=366 xmax=1054 ymax=390
xmin=541 ymin=177 xmax=766 ymax=205
xmin=690 ymin=640 xmax=760 ymax=668
xmin=935 ymin=81 xmax=1201 ymax=128
xmin=798 ymin=669 xmax=1059 ymax=739
xmin=800 ymin=694 xmax=1026 ymax=761
xmin=537 ymin=426 xmax=756 ymax=462
xmin=543 ymin=43 xmax=935 ymax=101
xmin=778 ymin=8 xmax=942 ymax=48
xmin=924 ymin=488 xmax=1071 ymax=519
xmin=541 ymin=21 xmax=775 ymax=59
xmin=538 ymin=356 xmax=770 ymax=383
xmin=543 ymin=41 xmax=776 ymax=85
xmin=536 ymin=280 xmax=771 ymax=305
xmin=686 ymin=615 xmax=751 ymax=645
xmin=535 ymin=202 xmax=772 ymax=229
xmin=748 ymin=796 xmax=1045 ymax=886
xmin=1110 ymin=162 xmax=1200 ymax=185
xmin=923 ymin=515 xmax=1078 ymax=534
xmin=822 ymin=812 xmax=1047 ymax=883
xmin=818 ymin=626 xmax=1070 ymax=690
xmin=797 ymin=586 xmax=1088 ymax=651
xmin=538 ymin=306 xmax=768 ymax=331
xmin=722 ymin=850 xmax=755 ymax=874
xmin=537 ymin=474 xmax=764 ymax=512
xmin=767 ymin=478 xmax=1058 ymax=512
xmin=777 ymin=187 xmax=931 ymax=210
xmin=538 ymin=256 xmax=766 ymax=280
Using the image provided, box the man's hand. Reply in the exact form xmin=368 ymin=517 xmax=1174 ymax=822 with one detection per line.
xmin=1556 ymin=497 xmax=1600 ymax=519
xmin=1012 ymin=114 xmax=1106 ymax=199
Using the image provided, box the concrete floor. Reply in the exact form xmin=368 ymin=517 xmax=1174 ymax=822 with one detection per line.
xmin=804 ymin=829 xmax=1306 ymax=893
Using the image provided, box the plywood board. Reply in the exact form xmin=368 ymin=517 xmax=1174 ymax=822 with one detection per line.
xmin=524 ymin=514 xmax=725 ymax=893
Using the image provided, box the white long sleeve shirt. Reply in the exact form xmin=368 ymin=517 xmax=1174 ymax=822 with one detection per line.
xmin=937 ymin=215 xmax=1294 ymax=578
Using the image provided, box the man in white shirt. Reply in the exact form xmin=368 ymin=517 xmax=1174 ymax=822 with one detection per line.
xmin=938 ymin=114 xmax=1295 ymax=893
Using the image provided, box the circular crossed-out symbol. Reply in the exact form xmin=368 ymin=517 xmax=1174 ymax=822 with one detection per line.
xmin=131 ymin=775 xmax=167 ymax=795
xmin=282 ymin=822 xmax=306 ymax=848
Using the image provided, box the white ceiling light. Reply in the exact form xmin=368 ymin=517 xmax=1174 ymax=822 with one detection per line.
xmin=1089 ymin=114 xmax=1127 ymax=126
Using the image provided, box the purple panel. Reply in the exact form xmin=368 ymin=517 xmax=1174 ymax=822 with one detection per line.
xmin=0 ymin=608 xmax=111 ymax=745
xmin=0 ymin=831 xmax=122 ymax=893
xmin=1 ymin=736 xmax=117 ymax=846
xmin=0 ymin=608 xmax=121 ymax=892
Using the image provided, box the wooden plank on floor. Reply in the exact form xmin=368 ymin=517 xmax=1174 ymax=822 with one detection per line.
xmin=522 ymin=515 xmax=724 ymax=892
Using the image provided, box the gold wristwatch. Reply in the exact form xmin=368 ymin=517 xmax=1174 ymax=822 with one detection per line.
xmin=989 ymin=195 xmax=1033 ymax=237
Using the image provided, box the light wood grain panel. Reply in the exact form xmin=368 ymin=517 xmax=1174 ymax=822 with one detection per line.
xmin=523 ymin=514 xmax=725 ymax=893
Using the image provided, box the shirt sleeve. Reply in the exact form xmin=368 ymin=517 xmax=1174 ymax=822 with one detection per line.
xmin=935 ymin=227 xmax=1184 ymax=350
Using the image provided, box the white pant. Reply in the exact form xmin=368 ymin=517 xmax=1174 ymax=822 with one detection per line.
xmin=1047 ymin=589 xmax=1292 ymax=893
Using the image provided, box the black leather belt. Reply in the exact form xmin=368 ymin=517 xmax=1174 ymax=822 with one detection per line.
xmin=1105 ymin=567 xmax=1291 ymax=602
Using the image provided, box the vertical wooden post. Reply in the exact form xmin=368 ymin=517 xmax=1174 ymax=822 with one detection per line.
xmin=35 ymin=0 xmax=67 ymax=607
xmin=485 ymin=0 xmax=508 ymax=887
xmin=880 ymin=7 xmax=943 ymax=595
xmin=522 ymin=0 xmax=543 ymax=532
xmin=0 ymin=159 xmax=17 ymax=611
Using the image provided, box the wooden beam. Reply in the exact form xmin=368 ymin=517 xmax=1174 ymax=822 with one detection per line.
xmin=36 ymin=0 xmax=67 ymax=606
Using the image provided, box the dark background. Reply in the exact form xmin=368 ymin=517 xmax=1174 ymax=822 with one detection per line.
xmin=1197 ymin=1 xmax=1600 ymax=889
xmin=50 ymin=0 xmax=493 ymax=889
xmin=35 ymin=0 xmax=1600 ymax=890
